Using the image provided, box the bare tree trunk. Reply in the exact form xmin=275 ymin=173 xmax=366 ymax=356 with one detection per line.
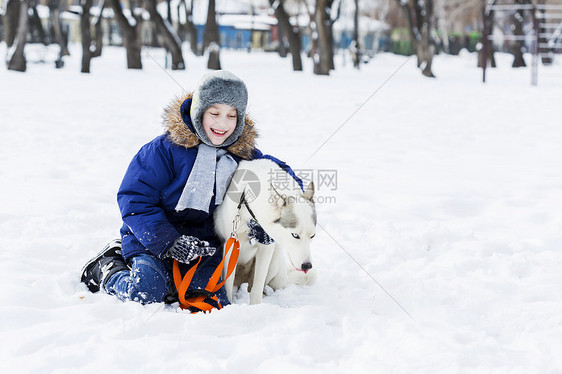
xmin=420 ymin=0 xmax=435 ymax=77
xmin=48 ymin=0 xmax=70 ymax=57
xmin=4 ymin=0 xmax=21 ymax=48
xmin=413 ymin=1 xmax=423 ymax=67
xmin=325 ymin=15 xmax=335 ymax=70
xmin=325 ymin=0 xmax=342 ymax=71
xmin=166 ymin=0 xmax=172 ymax=22
xmin=314 ymin=0 xmax=331 ymax=75
xmin=351 ymin=0 xmax=361 ymax=69
xmin=80 ymin=0 xmax=104 ymax=72
xmin=478 ymin=2 xmax=497 ymax=69
xmin=204 ymin=0 xmax=221 ymax=70
xmin=398 ymin=0 xmax=417 ymax=52
xmin=511 ymin=2 xmax=527 ymax=67
xmin=275 ymin=12 xmax=288 ymax=57
xmin=179 ymin=0 xmax=198 ymax=55
xmin=30 ymin=0 xmax=48 ymax=45
xmin=396 ymin=0 xmax=436 ymax=78
xmin=269 ymin=0 xmax=302 ymax=71
xmin=145 ymin=0 xmax=185 ymax=69
xmin=420 ymin=21 xmax=435 ymax=77
xmin=175 ymin=0 xmax=183 ymax=40
xmin=109 ymin=0 xmax=142 ymax=69
xmin=207 ymin=42 xmax=221 ymax=70
xmin=81 ymin=0 xmax=93 ymax=73
xmin=203 ymin=0 xmax=219 ymax=49
xmin=8 ymin=0 xmax=30 ymax=72
xmin=91 ymin=0 xmax=105 ymax=58
xmin=185 ymin=19 xmax=199 ymax=55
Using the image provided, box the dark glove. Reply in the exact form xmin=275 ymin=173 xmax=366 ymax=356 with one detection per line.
xmin=163 ymin=235 xmax=216 ymax=263
xmin=247 ymin=219 xmax=275 ymax=245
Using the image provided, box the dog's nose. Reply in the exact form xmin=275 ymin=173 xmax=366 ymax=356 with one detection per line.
xmin=301 ymin=262 xmax=313 ymax=273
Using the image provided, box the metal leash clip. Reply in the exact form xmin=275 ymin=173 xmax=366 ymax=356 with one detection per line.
xmin=231 ymin=212 xmax=241 ymax=240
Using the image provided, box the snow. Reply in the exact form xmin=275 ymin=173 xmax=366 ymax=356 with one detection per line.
xmin=1 ymin=44 xmax=562 ymax=373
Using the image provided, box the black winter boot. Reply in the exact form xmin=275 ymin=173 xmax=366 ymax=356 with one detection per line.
xmin=80 ymin=239 xmax=129 ymax=293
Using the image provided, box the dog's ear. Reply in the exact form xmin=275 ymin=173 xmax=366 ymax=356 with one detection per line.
xmin=303 ymin=182 xmax=315 ymax=202
xmin=270 ymin=183 xmax=287 ymax=209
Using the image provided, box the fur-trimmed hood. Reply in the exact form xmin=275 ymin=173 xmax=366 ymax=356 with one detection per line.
xmin=161 ymin=92 xmax=258 ymax=160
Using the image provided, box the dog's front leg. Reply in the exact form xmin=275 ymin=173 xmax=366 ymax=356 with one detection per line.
xmin=267 ymin=244 xmax=288 ymax=291
xmin=250 ymin=243 xmax=275 ymax=305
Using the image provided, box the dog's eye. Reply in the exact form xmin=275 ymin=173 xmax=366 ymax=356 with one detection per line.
xmin=292 ymin=233 xmax=300 ymax=239
xmin=310 ymin=234 xmax=315 ymax=239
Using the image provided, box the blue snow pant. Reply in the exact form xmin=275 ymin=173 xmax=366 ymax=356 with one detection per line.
xmin=104 ymin=252 xmax=230 ymax=306
xmin=104 ymin=253 xmax=171 ymax=304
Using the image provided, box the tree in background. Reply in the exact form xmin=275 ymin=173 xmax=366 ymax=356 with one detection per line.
xmin=302 ymin=0 xmax=341 ymax=75
xmin=312 ymin=0 xmax=331 ymax=74
xmin=269 ymin=0 xmax=303 ymax=71
xmin=203 ymin=0 xmax=221 ymax=69
xmin=478 ymin=0 xmax=497 ymax=69
xmin=350 ymin=0 xmax=361 ymax=69
xmin=29 ymin=0 xmax=48 ymax=46
xmin=80 ymin=0 xmax=104 ymax=73
xmin=177 ymin=0 xmax=199 ymax=55
xmin=4 ymin=0 xmax=20 ymax=49
xmin=7 ymin=0 xmax=30 ymax=72
xmin=145 ymin=0 xmax=186 ymax=69
xmin=316 ymin=0 xmax=341 ymax=74
xmin=510 ymin=0 xmax=529 ymax=67
xmin=396 ymin=0 xmax=436 ymax=77
xmin=49 ymin=0 xmax=71 ymax=68
xmin=109 ymin=0 xmax=143 ymax=69
xmin=81 ymin=0 xmax=95 ymax=73
xmin=6 ymin=0 xmax=552 ymax=77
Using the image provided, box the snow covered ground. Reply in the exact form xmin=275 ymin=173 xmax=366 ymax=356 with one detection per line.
xmin=1 ymin=45 xmax=561 ymax=373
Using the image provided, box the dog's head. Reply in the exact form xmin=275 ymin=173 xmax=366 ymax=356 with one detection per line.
xmin=265 ymin=182 xmax=317 ymax=274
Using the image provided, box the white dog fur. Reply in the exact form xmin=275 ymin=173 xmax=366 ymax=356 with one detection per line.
xmin=214 ymin=159 xmax=317 ymax=304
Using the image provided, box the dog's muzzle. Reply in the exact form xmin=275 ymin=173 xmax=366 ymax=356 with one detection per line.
xmin=301 ymin=262 xmax=313 ymax=274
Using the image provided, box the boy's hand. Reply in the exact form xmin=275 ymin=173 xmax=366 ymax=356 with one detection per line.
xmin=164 ymin=235 xmax=216 ymax=263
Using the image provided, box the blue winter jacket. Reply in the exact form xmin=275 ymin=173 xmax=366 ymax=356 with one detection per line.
xmin=117 ymin=133 xmax=256 ymax=260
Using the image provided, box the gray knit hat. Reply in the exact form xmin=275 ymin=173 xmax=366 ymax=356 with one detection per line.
xmin=190 ymin=70 xmax=248 ymax=148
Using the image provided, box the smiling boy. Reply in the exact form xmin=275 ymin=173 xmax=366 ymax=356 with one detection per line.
xmin=80 ymin=71 xmax=267 ymax=309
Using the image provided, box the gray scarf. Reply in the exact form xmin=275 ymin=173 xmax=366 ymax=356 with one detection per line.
xmin=175 ymin=143 xmax=238 ymax=213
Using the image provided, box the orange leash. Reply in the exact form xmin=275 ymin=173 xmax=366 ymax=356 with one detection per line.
xmin=173 ymin=236 xmax=240 ymax=313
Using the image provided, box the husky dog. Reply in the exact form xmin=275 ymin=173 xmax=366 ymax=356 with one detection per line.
xmin=214 ymin=159 xmax=317 ymax=305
